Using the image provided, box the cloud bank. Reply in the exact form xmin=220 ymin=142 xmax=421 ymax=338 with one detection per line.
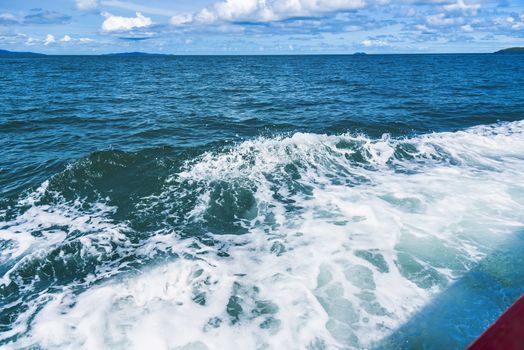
xmin=170 ymin=0 xmax=390 ymax=26
xmin=101 ymin=11 xmax=152 ymax=32
xmin=1 ymin=0 xmax=523 ymax=54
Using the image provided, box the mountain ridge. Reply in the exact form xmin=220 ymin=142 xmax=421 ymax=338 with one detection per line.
xmin=0 ymin=49 xmax=46 ymax=57
xmin=494 ymin=47 xmax=524 ymax=54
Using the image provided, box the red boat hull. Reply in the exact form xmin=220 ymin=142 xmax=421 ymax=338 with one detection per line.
xmin=468 ymin=295 xmax=524 ymax=350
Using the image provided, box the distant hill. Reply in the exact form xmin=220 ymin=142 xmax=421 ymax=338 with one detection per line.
xmin=104 ymin=52 xmax=170 ymax=57
xmin=0 ymin=49 xmax=46 ymax=57
xmin=494 ymin=47 xmax=524 ymax=54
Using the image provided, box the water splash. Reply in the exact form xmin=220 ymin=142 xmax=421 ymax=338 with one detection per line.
xmin=2 ymin=121 xmax=524 ymax=349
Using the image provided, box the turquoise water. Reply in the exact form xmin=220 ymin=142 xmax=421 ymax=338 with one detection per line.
xmin=1 ymin=54 xmax=524 ymax=349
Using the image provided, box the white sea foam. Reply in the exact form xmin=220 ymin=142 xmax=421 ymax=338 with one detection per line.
xmin=0 ymin=182 xmax=128 ymax=285
xmin=0 ymin=182 xmax=131 ymax=343
xmin=2 ymin=121 xmax=524 ymax=349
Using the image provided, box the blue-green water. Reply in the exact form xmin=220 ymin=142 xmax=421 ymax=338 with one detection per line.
xmin=1 ymin=54 xmax=524 ymax=349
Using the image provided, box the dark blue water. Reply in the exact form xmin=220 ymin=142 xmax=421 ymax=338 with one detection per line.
xmin=1 ymin=54 xmax=524 ymax=349
xmin=2 ymin=54 xmax=523 ymax=196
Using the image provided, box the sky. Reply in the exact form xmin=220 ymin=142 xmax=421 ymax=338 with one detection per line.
xmin=0 ymin=0 xmax=523 ymax=54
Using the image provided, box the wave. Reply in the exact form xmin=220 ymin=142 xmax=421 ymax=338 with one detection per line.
xmin=1 ymin=121 xmax=524 ymax=349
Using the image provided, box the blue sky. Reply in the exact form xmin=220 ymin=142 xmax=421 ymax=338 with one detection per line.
xmin=0 ymin=0 xmax=523 ymax=54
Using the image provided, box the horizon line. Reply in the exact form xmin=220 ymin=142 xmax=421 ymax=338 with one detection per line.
xmin=0 ymin=51 xmax=512 ymax=57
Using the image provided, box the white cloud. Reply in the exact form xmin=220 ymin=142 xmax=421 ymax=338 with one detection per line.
xmin=44 ymin=34 xmax=55 ymax=45
xmin=171 ymin=0 xmax=385 ymax=26
xmin=361 ymin=38 xmax=389 ymax=47
xmin=416 ymin=24 xmax=431 ymax=32
xmin=443 ymin=0 xmax=480 ymax=16
xmin=53 ymin=35 xmax=95 ymax=44
xmin=461 ymin=24 xmax=473 ymax=32
xmin=76 ymin=0 xmax=99 ymax=11
xmin=344 ymin=25 xmax=361 ymax=32
xmin=101 ymin=12 xmax=152 ymax=32
xmin=494 ymin=13 xmax=524 ymax=30
xmin=426 ymin=13 xmax=464 ymax=27
xmin=0 ymin=33 xmax=26 ymax=45
xmin=170 ymin=14 xmax=193 ymax=26
xmin=0 ymin=12 xmax=18 ymax=22
xmin=195 ymin=8 xmax=216 ymax=24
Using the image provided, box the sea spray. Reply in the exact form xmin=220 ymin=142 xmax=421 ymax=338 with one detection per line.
xmin=1 ymin=121 xmax=524 ymax=349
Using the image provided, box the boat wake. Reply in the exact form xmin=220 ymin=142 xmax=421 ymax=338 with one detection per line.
xmin=2 ymin=121 xmax=524 ymax=349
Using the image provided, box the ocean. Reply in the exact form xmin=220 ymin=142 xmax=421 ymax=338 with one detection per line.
xmin=1 ymin=54 xmax=524 ymax=349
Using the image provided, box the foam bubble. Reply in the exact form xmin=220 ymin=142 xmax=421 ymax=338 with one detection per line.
xmin=3 ymin=121 xmax=524 ymax=349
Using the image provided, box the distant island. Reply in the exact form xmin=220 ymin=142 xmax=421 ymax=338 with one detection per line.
xmin=3 ymin=48 xmax=524 ymax=57
xmin=103 ymin=52 xmax=171 ymax=57
xmin=494 ymin=47 xmax=524 ymax=54
xmin=0 ymin=49 xmax=170 ymax=57
xmin=0 ymin=49 xmax=46 ymax=57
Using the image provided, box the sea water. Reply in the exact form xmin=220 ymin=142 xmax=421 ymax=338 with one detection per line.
xmin=1 ymin=54 xmax=524 ymax=349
